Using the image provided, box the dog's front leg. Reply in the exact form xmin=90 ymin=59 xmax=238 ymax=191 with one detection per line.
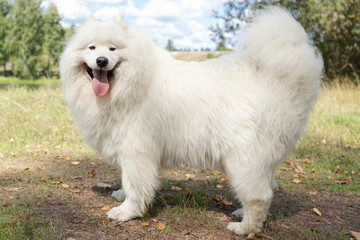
xmin=107 ymin=154 xmax=160 ymax=222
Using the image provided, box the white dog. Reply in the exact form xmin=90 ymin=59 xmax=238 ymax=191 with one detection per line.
xmin=60 ymin=7 xmax=323 ymax=235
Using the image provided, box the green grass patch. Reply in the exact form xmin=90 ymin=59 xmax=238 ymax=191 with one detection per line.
xmin=0 ymin=77 xmax=60 ymax=86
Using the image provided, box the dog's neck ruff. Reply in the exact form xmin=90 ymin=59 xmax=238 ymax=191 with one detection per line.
xmin=92 ymin=69 xmax=109 ymax=97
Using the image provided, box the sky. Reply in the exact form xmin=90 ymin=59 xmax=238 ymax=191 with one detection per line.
xmin=40 ymin=0 xmax=229 ymax=50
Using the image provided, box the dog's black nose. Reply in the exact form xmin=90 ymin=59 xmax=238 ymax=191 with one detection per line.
xmin=96 ymin=57 xmax=109 ymax=68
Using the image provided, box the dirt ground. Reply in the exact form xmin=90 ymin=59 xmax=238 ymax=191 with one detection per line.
xmin=1 ymin=155 xmax=359 ymax=240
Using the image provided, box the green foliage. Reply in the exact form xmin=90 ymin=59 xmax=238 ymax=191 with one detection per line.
xmin=7 ymin=0 xmax=45 ymax=79
xmin=166 ymin=39 xmax=177 ymax=51
xmin=0 ymin=0 xmax=67 ymax=79
xmin=212 ymin=0 xmax=360 ymax=82
xmin=0 ymin=0 xmax=11 ymax=72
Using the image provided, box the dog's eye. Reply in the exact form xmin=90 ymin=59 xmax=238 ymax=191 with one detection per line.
xmin=89 ymin=46 xmax=96 ymax=50
xmin=109 ymin=47 xmax=116 ymax=51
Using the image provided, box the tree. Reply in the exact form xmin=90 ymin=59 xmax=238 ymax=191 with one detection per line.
xmin=0 ymin=0 xmax=11 ymax=74
xmin=43 ymin=3 xmax=65 ymax=76
xmin=7 ymin=0 xmax=44 ymax=79
xmin=211 ymin=0 xmax=360 ymax=81
xmin=166 ymin=39 xmax=177 ymax=51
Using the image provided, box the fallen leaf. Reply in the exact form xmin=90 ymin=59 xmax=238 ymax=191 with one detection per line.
xmin=284 ymin=160 xmax=294 ymax=165
xmin=213 ymin=194 xmax=221 ymax=201
xmin=71 ymin=161 xmax=80 ymax=165
xmin=11 ymin=171 xmax=19 ymax=175
xmin=219 ymin=177 xmax=228 ymax=183
xmin=90 ymin=162 xmax=96 ymax=165
xmin=350 ymin=231 xmax=360 ymax=240
xmin=24 ymin=168 xmax=30 ymax=171
xmin=247 ymin=233 xmax=256 ymax=240
xmin=321 ymin=139 xmax=327 ymax=144
xmin=65 ymin=155 xmax=71 ymax=161
xmin=334 ymin=180 xmax=346 ymax=185
xmin=2 ymin=177 xmax=9 ymax=181
xmin=294 ymin=165 xmax=304 ymax=174
xmin=90 ymin=169 xmax=96 ymax=178
xmin=181 ymin=230 xmax=190 ymax=235
xmin=291 ymin=179 xmax=302 ymax=184
xmin=210 ymin=171 xmax=222 ymax=175
xmin=62 ymin=184 xmax=69 ymax=188
xmin=302 ymin=159 xmax=311 ymax=164
xmin=140 ymin=221 xmax=150 ymax=226
xmin=222 ymin=198 xmax=233 ymax=206
xmin=69 ymin=189 xmax=81 ymax=193
xmin=295 ymin=173 xmax=308 ymax=179
xmin=312 ymin=208 xmax=322 ymax=216
xmin=172 ymin=171 xmax=177 ymax=175
xmin=51 ymin=181 xmax=62 ymax=184
xmin=216 ymin=184 xmax=224 ymax=189
xmin=280 ymin=167 xmax=290 ymax=171
xmin=309 ymin=191 xmax=318 ymax=195
xmin=39 ymin=177 xmax=47 ymax=182
xmin=18 ymin=211 xmax=27 ymax=218
xmin=334 ymin=166 xmax=342 ymax=173
xmin=66 ymin=238 xmax=77 ymax=240
xmin=185 ymin=174 xmax=195 ymax=180
xmin=100 ymin=206 xmax=111 ymax=211
xmin=157 ymin=222 xmax=165 ymax=231
xmin=171 ymin=186 xmax=182 ymax=191
xmin=96 ymin=182 xmax=112 ymax=188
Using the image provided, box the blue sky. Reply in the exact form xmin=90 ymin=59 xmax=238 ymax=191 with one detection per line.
xmin=41 ymin=0 xmax=228 ymax=50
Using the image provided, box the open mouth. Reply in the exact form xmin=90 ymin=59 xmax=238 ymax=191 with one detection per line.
xmin=84 ymin=63 xmax=115 ymax=97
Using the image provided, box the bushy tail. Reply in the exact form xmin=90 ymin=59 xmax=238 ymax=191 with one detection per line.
xmin=237 ymin=7 xmax=323 ymax=82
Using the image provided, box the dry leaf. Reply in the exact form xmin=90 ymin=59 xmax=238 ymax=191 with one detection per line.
xmin=69 ymin=189 xmax=81 ymax=193
xmin=309 ymin=191 xmax=318 ymax=195
xmin=65 ymin=155 xmax=71 ymax=161
xmin=350 ymin=231 xmax=360 ymax=240
xmin=11 ymin=171 xmax=19 ymax=175
xmin=24 ymin=168 xmax=30 ymax=171
xmin=334 ymin=180 xmax=346 ymax=185
xmin=246 ymin=233 xmax=256 ymax=240
xmin=291 ymin=179 xmax=302 ymax=184
xmin=100 ymin=206 xmax=111 ymax=211
xmin=219 ymin=177 xmax=228 ymax=183
xmin=210 ymin=171 xmax=222 ymax=175
xmin=222 ymin=198 xmax=233 ymax=206
xmin=171 ymin=186 xmax=182 ymax=191
xmin=140 ymin=221 xmax=150 ymax=226
xmin=157 ymin=222 xmax=165 ymax=230
xmin=90 ymin=169 xmax=96 ymax=178
xmin=2 ymin=177 xmax=9 ymax=181
xmin=321 ymin=139 xmax=327 ymax=144
xmin=51 ymin=181 xmax=62 ymax=184
xmin=213 ymin=194 xmax=221 ymax=201
xmin=71 ymin=161 xmax=80 ymax=165
xmin=312 ymin=208 xmax=322 ymax=216
xmin=172 ymin=171 xmax=177 ymax=175
xmin=280 ymin=167 xmax=290 ymax=171
xmin=216 ymin=184 xmax=224 ymax=189
xmin=62 ymin=184 xmax=70 ymax=188
xmin=181 ymin=230 xmax=190 ymax=235
xmin=185 ymin=174 xmax=195 ymax=180
xmin=294 ymin=165 xmax=304 ymax=174
xmin=96 ymin=182 xmax=112 ymax=188
xmin=302 ymin=159 xmax=311 ymax=164
xmin=90 ymin=162 xmax=96 ymax=165
xmin=39 ymin=177 xmax=47 ymax=182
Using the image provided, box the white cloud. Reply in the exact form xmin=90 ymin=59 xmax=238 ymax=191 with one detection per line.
xmin=86 ymin=0 xmax=126 ymax=3
xmin=43 ymin=0 xmax=90 ymax=20
xmin=93 ymin=6 xmax=122 ymax=21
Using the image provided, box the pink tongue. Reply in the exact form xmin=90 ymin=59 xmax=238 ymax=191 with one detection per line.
xmin=92 ymin=70 xmax=109 ymax=97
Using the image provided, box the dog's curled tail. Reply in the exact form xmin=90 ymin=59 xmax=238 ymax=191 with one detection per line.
xmin=237 ymin=7 xmax=324 ymax=82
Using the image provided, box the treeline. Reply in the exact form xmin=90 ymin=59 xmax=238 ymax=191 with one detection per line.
xmin=0 ymin=0 xmax=72 ymax=79
xmin=212 ymin=0 xmax=360 ymax=82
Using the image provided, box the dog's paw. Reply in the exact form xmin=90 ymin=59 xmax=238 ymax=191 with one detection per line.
xmin=111 ymin=189 xmax=126 ymax=202
xmin=232 ymin=208 xmax=244 ymax=219
xmin=107 ymin=206 xmax=136 ymax=222
xmin=227 ymin=222 xmax=261 ymax=235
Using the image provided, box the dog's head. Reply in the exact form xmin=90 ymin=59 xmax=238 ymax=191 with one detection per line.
xmin=61 ymin=14 xmax=131 ymax=97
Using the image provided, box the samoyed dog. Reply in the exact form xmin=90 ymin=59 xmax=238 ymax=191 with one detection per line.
xmin=60 ymin=7 xmax=323 ymax=235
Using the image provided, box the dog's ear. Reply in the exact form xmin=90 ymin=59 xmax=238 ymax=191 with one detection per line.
xmin=85 ymin=15 xmax=96 ymax=23
xmin=114 ymin=13 xmax=128 ymax=29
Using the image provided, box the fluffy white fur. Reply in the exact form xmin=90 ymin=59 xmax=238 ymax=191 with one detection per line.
xmin=60 ymin=7 xmax=323 ymax=235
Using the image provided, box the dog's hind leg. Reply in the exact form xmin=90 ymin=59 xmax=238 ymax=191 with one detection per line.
xmin=222 ymin=154 xmax=274 ymax=235
xmin=107 ymin=154 xmax=160 ymax=223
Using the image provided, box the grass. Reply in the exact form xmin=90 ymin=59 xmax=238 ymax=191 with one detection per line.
xmin=0 ymin=81 xmax=359 ymax=239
